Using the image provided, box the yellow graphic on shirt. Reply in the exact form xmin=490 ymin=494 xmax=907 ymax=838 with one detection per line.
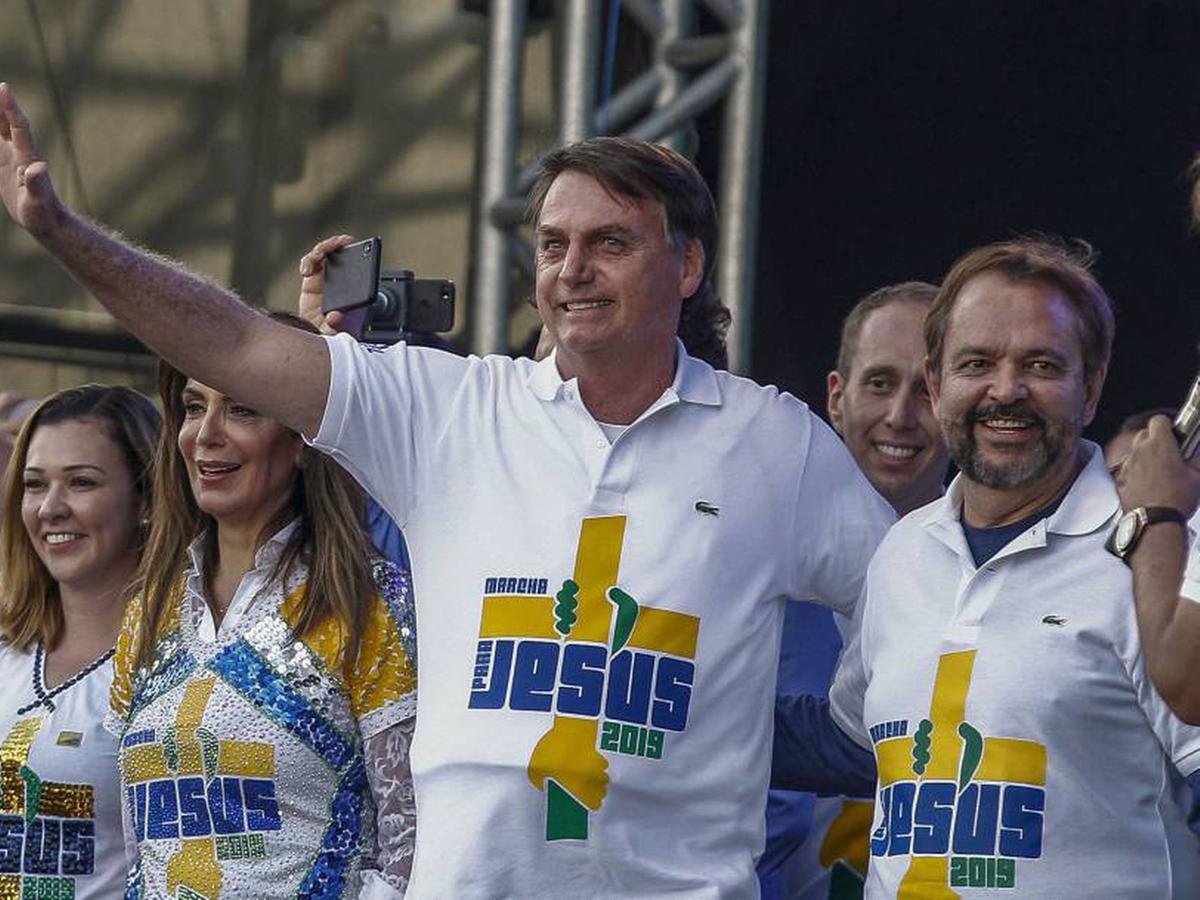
xmin=818 ymin=798 xmax=873 ymax=884
xmin=122 ymin=677 xmax=279 ymax=900
xmin=870 ymin=651 xmax=1047 ymax=897
xmin=469 ymin=515 xmax=701 ymax=841
xmin=0 ymin=716 xmax=97 ymax=897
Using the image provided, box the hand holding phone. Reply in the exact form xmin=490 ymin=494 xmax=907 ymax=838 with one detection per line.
xmin=298 ymin=235 xmax=371 ymax=338
xmin=322 ymin=236 xmax=382 ymax=315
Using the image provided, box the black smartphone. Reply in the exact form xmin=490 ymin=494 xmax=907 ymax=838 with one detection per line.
xmin=371 ymin=270 xmax=455 ymax=338
xmin=322 ymin=237 xmax=381 ymax=314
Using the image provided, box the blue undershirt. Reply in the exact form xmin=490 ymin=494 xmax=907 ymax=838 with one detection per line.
xmin=960 ymin=495 xmax=1065 ymax=568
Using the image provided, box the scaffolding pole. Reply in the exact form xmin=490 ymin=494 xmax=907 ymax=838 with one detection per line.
xmin=471 ymin=0 xmax=526 ymax=358
xmin=719 ymin=0 xmax=768 ymax=373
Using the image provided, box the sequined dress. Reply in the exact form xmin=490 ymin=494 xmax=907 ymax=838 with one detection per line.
xmin=106 ymin=524 xmax=417 ymax=899
xmin=0 ymin=640 xmax=126 ymax=899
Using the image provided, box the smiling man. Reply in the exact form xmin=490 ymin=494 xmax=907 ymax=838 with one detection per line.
xmin=822 ymin=238 xmax=1200 ymax=898
xmin=1 ymin=83 xmax=894 ymax=899
xmin=762 ymin=283 xmax=950 ymax=898
xmin=827 ymin=283 xmax=949 ymax=516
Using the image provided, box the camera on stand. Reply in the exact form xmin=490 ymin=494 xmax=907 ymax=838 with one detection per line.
xmin=321 ymin=237 xmax=455 ymax=345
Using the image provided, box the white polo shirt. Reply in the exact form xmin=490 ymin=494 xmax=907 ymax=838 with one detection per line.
xmin=1181 ymin=511 xmax=1200 ymax=604
xmin=312 ymin=335 xmax=894 ymax=899
xmin=830 ymin=443 xmax=1200 ymax=899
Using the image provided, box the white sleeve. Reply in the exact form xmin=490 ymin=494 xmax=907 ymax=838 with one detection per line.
xmin=1130 ymin=639 xmax=1200 ymax=777
xmin=789 ymin=413 xmax=895 ymax=616
xmin=358 ymin=718 xmax=417 ymax=898
xmin=828 ymin=569 xmax=874 ymax=751
xmin=309 ymin=334 xmax=472 ymax=527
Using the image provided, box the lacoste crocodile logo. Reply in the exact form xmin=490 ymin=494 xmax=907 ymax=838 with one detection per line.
xmin=694 ymin=501 xmax=719 ymax=517
xmin=1041 ymin=615 xmax=1067 ymax=627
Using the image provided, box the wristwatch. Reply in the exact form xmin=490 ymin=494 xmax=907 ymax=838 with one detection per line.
xmin=1105 ymin=506 xmax=1188 ymax=562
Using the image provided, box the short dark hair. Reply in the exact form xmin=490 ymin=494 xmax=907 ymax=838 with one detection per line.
xmin=926 ymin=237 xmax=1114 ymax=382
xmin=835 ymin=281 xmax=939 ymax=376
xmin=528 ymin=137 xmax=731 ymax=369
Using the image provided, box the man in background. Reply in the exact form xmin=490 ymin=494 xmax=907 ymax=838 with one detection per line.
xmin=762 ymin=282 xmax=949 ymax=898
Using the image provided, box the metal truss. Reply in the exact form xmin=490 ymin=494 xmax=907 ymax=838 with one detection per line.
xmin=472 ymin=0 xmax=769 ymax=372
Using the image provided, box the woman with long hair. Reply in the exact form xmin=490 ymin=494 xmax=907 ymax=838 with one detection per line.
xmin=108 ymin=315 xmax=417 ymax=899
xmin=0 ymin=383 xmax=161 ymax=898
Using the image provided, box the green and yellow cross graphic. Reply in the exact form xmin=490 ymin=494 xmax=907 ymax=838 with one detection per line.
xmin=475 ymin=515 xmax=700 ymax=841
xmin=873 ymin=650 xmax=1046 ymax=899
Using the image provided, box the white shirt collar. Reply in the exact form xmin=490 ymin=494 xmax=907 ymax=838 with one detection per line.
xmin=1041 ymin=442 xmax=1119 ymax=537
xmin=918 ymin=441 xmax=1117 ymax=552
xmin=526 ymin=337 xmax=722 ymax=407
xmin=185 ymin=517 xmax=302 ymax=641
xmin=185 ymin=517 xmax=303 ymax=581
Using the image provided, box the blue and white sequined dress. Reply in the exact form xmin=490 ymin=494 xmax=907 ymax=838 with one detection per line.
xmin=106 ymin=525 xmax=417 ymax=900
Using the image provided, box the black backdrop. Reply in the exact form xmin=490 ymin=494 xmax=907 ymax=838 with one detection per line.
xmin=698 ymin=1 xmax=1200 ymax=442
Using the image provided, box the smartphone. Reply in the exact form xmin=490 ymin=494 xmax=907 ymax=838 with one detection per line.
xmin=322 ymin=237 xmax=381 ymax=314
xmin=371 ymin=270 xmax=455 ymax=338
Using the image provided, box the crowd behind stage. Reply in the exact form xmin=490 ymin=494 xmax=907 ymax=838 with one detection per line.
xmin=2 ymin=79 xmax=1200 ymax=899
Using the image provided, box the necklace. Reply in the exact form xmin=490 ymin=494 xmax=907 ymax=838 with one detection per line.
xmin=20 ymin=640 xmax=116 ymax=716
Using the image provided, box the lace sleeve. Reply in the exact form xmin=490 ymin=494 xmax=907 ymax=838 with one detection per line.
xmin=359 ymin=717 xmax=416 ymax=898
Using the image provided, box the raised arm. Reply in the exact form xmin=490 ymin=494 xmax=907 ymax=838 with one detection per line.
xmin=0 ymin=82 xmax=328 ymax=437
xmin=1116 ymin=415 xmax=1200 ymax=723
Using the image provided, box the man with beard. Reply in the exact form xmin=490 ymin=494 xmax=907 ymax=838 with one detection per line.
xmin=814 ymin=238 xmax=1200 ymax=897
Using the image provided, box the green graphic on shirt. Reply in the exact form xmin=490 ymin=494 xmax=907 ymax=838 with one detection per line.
xmin=546 ymin=779 xmax=589 ymax=840
xmin=19 ymin=766 xmax=42 ymax=824
xmin=956 ymin=722 xmax=983 ymax=790
xmin=553 ymin=580 xmax=579 ymax=636
xmin=911 ymin=718 xmax=933 ymax=775
xmin=607 ymin=587 xmax=638 ymax=655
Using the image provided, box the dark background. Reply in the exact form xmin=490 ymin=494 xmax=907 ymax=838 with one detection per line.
xmin=705 ymin=0 xmax=1200 ymax=442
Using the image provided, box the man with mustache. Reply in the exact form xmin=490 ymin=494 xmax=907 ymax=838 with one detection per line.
xmin=820 ymin=237 xmax=1200 ymax=897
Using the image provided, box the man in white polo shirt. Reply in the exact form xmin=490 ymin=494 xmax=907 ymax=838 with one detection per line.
xmin=826 ymin=237 xmax=1200 ymax=897
xmin=0 ymin=84 xmax=894 ymax=898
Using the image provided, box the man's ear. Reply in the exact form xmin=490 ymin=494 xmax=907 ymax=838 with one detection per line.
xmin=826 ymin=370 xmax=845 ymax=435
xmin=677 ymin=238 xmax=704 ymax=301
xmin=924 ymin=357 xmax=942 ymax=417
xmin=1082 ymin=362 xmax=1108 ymax=428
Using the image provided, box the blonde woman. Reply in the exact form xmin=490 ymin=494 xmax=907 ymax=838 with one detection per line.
xmin=109 ymin=324 xmax=417 ymax=899
xmin=0 ymin=384 xmax=160 ymax=898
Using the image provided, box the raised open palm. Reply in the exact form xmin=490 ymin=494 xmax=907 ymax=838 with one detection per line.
xmin=0 ymin=82 xmax=62 ymax=238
